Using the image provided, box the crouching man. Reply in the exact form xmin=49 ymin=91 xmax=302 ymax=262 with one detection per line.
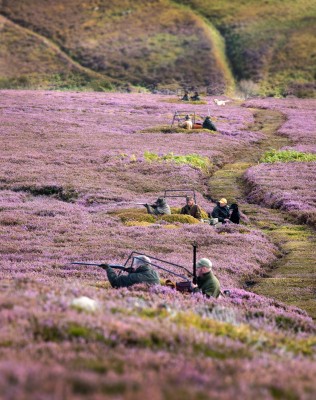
xmin=194 ymin=258 xmax=221 ymax=298
xmin=102 ymin=255 xmax=160 ymax=288
xmin=144 ymin=197 xmax=171 ymax=216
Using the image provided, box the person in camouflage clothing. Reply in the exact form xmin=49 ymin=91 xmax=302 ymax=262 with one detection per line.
xmin=102 ymin=255 xmax=160 ymax=288
xmin=194 ymin=258 xmax=221 ymax=298
xmin=144 ymin=197 xmax=171 ymax=215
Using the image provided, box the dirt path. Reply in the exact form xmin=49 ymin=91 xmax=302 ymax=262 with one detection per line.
xmin=208 ymin=108 xmax=316 ymax=319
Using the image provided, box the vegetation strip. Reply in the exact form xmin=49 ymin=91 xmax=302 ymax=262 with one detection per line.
xmin=208 ymin=108 xmax=316 ymax=318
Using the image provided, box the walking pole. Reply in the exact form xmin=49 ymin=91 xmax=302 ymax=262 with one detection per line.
xmin=192 ymin=241 xmax=197 ymax=284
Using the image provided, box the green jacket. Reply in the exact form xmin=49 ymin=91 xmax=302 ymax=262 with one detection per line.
xmin=197 ymin=272 xmax=221 ymax=298
xmin=106 ymin=265 xmax=160 ymax=288
xmin=180 ymin=204 xmax=201 ymax=220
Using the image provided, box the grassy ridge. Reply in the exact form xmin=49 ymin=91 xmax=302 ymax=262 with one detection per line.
xmin=175 ymin=0 xmax=316 ymax=97
xmin=0 ymin=0 xmax=232 ymax=92
xmin=0 ymin=15 xmax=114 ymax=90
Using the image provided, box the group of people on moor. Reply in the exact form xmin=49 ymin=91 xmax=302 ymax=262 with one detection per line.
xmin=91 ymin=91 xmax=236 ymax=299
xmin=101 ymin=195 xmax=240 ymax=297
xmin=102 ymin=254 xmax=221 ymax=299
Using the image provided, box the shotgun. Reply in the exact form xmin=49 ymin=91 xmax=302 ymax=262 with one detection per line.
xmin=71 ymin=262 xmax=134 ymax=273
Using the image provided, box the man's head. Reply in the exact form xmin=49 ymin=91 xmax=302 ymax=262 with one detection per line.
xmin=133 ymin=255 xmax=151 ymax=268
xmin=185 ymin=115 xmax=191 ymax=120
xmin=196 ymin=258 xmax=213 ymax=276
xmin=219 ymin=198 xmax=227 ymax=207
xmin=156 ymin=197 xmax=165 ymax=205
xmin=186 ymin=196 xmax=195 ymax=207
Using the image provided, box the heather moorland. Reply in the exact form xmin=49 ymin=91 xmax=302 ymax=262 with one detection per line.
xmin=0 ymin=90 xmax=315 ymax=398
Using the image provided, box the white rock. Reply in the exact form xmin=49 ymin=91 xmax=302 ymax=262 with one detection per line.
xmin=71 ymin=296 xmax=98 ymax=312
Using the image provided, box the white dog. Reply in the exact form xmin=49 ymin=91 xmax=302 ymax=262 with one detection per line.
xmin=214 ymin=98 xmax=230 ymax=106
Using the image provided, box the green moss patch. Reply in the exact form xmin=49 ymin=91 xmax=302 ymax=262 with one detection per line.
xmin=110 ymin=207 xmax=203 ymax=225
xmin=140 ymin=125 xmax=216 ymax=134
xmin=144 ymin=151 xmax=212 ymax=173
xmin=160 ymin=214 xmax=200 ymax=224
xmin=260 ymin=149 xmax=316 ymax=163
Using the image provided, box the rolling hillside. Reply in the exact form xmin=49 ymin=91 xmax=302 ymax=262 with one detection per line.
xmin=177 ymin=0 xmax=316 ymax=97
xmin=0 ymin=14 xmax=113 ymax=90
xmin=0 ymin=0 xmax=315 ymax=96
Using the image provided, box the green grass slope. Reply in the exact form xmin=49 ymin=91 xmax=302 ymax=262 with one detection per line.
xmin=0 ymin=15 xmax=114 ymax=90
xmin=0 ymin=0 xmax=234 ymax=92
xmin=0 ymin=0 xmax=315 ymax=96
xmin=176 ymin=0 xmax=316 ymax=97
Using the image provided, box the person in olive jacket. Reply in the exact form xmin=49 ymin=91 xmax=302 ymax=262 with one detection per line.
xmin=103 ymin=255 xmax=160 ymax=288
xmin=180 ymin=196 xmax=201 ymax=220
xmin=195 ymin=258 xmax=221 ymax=298
xmin=210 ymin=198 xmax=230 ymax=223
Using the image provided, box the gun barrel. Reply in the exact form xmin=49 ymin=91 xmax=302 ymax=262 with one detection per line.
xmin=108 ymin=264 xmax=126 ymax=270
xmin=71 ymin=262 xmax=126 ymax=270
xmin=71 ymin=262 xmax=100 ymax=266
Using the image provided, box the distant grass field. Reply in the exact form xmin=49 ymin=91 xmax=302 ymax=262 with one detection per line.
xmin=0 ymin=0 xmax=315 ymax=96
xmin=0 ymin=0 xmax=233 ymax=92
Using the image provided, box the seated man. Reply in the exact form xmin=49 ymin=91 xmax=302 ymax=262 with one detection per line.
xmin=190 ymin=91 xmax=200 ymax=101
xmin=202 ymin=116 xmax=217 ymax=131
xmin=210 ymin=198 xmax=230 ymax=223
xmin=179 ymin=115 xmax=193 ymax=130
xmin=144 ymin=197 xmax=171 ymax=215
xmin=180 ymin=196 xmax=201 ymax=220
xmin=195 ymin=258 xmax=221 ymax=298
xmin=181 ymin=90 xmax=189 ymax=101
xmin=103 ymin=255 xmax=160 ymax=288
xmin=229 ymin=203 xmax=240 ymax=224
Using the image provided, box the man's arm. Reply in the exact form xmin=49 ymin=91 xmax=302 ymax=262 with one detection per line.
xmin=211 ymin=207 xmax=218 ymax=219
xmin=194 ymin=205 xmax=201 ymax=220
xmin=180 ymin=205 xmax=188 ymax=215
xmin=105 ymin=266 xmax=135 ymax=288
